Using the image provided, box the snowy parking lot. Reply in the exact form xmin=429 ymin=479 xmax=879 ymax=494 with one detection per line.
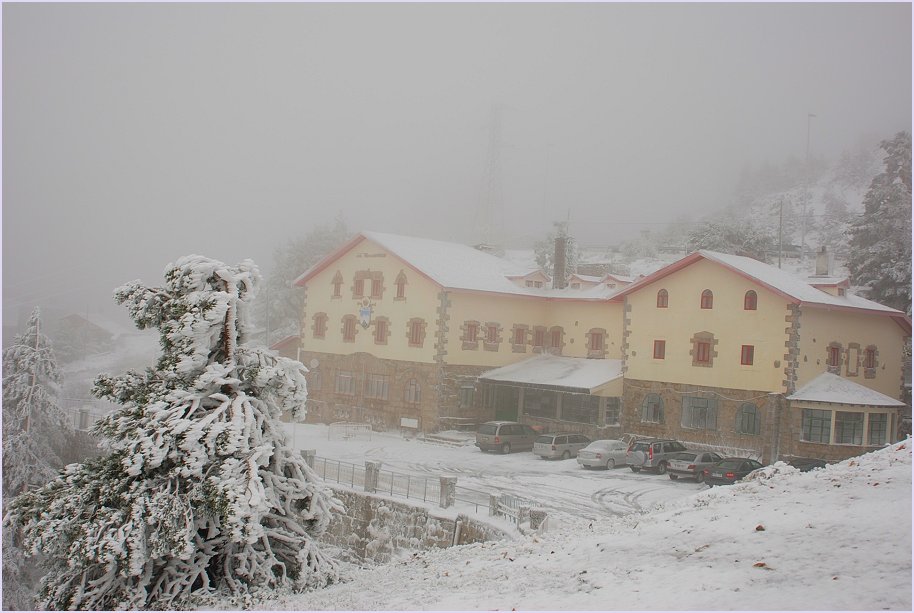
xmin=282 ymin=422 xmax=706 ymax=521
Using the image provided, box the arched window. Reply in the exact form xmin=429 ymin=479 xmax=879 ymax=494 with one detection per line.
xmin=736 ymin=403 xmax=761 ymax=435
xmin=312 ymin=312 xmax=328 ymax=339
xmin=656 ymin=289 xmax=669 ymax=308
xmin=641 ymin=393 xmax=664 ymax=423
xmin=700 ymin=289 xmax=713 ymax=309
xmin=744 ymin=290 xmax=757 ymax=310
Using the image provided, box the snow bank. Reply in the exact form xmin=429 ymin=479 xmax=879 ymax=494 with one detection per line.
xmin=253 ymin=440 xmax=911 ymax=611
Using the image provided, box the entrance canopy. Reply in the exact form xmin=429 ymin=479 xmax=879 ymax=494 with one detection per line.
xmin=478 ymin=354 xmax=623 ymax=396
xmin=787 ymin=372 xmax=905 ymax=407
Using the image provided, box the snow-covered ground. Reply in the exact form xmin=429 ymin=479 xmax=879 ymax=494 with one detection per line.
xmin=255 ymin=428 xmax=911 ymax=611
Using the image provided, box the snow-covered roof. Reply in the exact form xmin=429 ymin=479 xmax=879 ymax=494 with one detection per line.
xmin=569 ymin=273 xmax=602 ymax=283
xmin=295 ymin=231 xmax=620 ymax=300
xmin=613 ymin=250 xmax=910 ymax=328
xmin=477 ymin=354 xmax=623 ymax=394
xmin=603 ymin=273 xmax=635 ymax=284
xmin=806 ymin=275 xmax=849 ymax=287
xmin=787 ymin=372 xmax=905 ymax=407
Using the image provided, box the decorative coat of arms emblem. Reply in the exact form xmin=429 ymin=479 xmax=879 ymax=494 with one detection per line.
xmin=358 ymin=299 xmax=373 ymax=328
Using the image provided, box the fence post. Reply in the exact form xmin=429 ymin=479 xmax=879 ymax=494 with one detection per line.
xmin=518 ymin=506 xmax=531 ymax=525
xmin=529 ymin=509 xmax=547 ymax=530
xmin=365 ymin=461 xmax=381 ymax=493
xmin=439 ymin=476 xmax=457 ymax=508
xmin=301 ymin=449 xmax=316 ymax=469
xmin=489 ymin=494 xmax=499 ymax=517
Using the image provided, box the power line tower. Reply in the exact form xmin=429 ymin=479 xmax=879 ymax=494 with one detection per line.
xmin=475 ymin=104 xmax=505 ymax=248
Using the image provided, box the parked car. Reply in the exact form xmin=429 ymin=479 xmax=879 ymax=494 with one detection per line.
xmin=626 ymin=438 xmax=688 ymax=474
xmin=786 ymin=457 xmax=827 ymax=472
xmin=704 ymin=457 xmax=765 ymax=486
xmin=667 ymin=451 xmax=723 ymax=482
xmin=577 ymin=440 xmax=629 ymax=469
xmin=475 ymin=421 xmax=538 ymax=454
xmin=533 ymin=433 xmax=592 ymax=460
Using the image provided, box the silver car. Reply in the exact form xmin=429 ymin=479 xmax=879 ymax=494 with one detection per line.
xmin=533 ymin=433 xmax=592 ymax=460
xmin=667 ymin=451 xmax=723 ymax=482
xmin=577 ymin=439 xmax=628 ymax=469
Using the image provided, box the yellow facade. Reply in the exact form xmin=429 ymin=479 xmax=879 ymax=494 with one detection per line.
xmin=301 ymin=237 xmax=442 ymax=364
xmin=796 ymin=308 xmax=905 ymax=398
xmin=623 ymin=258 xmax=791 ymax=393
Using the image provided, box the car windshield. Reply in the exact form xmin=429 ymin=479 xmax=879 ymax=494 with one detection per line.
xmin=590 ymin=441 xmax=614 ymax=450
xmin=673 ymin=452 xmax=696 ymax=461
xmin=478 ymin=424 xmax=497 ymax=435
xmin=630 ymin=442 xmax=650 ymax=452
xmin=718 ymin=459 xmax=744 ymax=470
xmin=535 ymin=436 xmax=554 ymax=444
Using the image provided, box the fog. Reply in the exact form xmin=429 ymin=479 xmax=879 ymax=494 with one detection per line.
xmin=3 ymin=3 xmax=911 ymax=331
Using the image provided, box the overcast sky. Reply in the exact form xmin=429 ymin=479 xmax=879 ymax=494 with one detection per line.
xmin=3 ymin=3 xmax=911 ymax=330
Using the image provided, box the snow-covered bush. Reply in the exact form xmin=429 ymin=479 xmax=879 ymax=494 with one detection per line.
xmin=4 ymin=256 xmax=341 ymax=610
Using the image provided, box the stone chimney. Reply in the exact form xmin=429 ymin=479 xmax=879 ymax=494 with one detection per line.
xmin=553 ymin=235 xmax=567 ymax=289
xmin=815 ymin=246 xmax=831 ymax=277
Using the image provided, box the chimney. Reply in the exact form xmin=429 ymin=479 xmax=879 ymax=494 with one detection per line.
xmin=553 ymin=235 xmax=567 ymax=289
xmin=815 ymin=246 xmax=831 ymax=277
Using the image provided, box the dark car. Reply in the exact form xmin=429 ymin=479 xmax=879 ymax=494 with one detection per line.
xmin=787 ymin=457 xmax=827 ymax=472
xmin=704 ymin=457 xmax=764 ymax=486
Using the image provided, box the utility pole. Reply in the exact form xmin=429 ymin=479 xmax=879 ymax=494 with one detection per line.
xmin=476 ymin=104 xmax=504 ymax=247
xmin=778 ymin=197 xmax=784 ymax=269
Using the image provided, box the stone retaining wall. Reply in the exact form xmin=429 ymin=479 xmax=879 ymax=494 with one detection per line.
xmin=322 ymin=488 xmax=509 ymax=564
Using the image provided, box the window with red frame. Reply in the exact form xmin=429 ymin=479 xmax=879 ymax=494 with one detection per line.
xmin=864 ymin=348 xmax=876 ymax=369
xmin=589 ymin=331 xmax=604 ymax=352
xmin=653 ymin=340 xmax=666 ymax=359
xmin=354 ymin=278 xmax=365 ymax=298
xmin=466 ymin=322 xmax=478 ymax=343
xmin=740 ymin=345 xmax=754 ymax=365
xmin=695 ymin=341 xmax=711 ymax=364
xmin=313 ymin=313 xmax=327 ymax=339
xmin=700 ymin=289 xmax=713 ymax=309
xmin=827 ymin=346 xmax=841 ymax=368
xmin=551 ymin=328 xmax=562 ymax=348
xmin=409 ymin=320 xmax=423 ymax=346
xmin=486 ymin=325 xmax=498 ymax=344
xmin=343 ymin=316 xmax=356 ymax=342
xmin=374 ymin=319 xmax=388 ymax=343
xmin=513 ymin=327 xmax=526 ymax=346
xmin=744 ymin=290 xmax=757 ymax=310
xmin=370 ymin=278 xmax=383 ymax=299
xmin=533 ymin=328 xmax=545 ymax=348
xmin=656 ymin=289 xmax=669 ymax=308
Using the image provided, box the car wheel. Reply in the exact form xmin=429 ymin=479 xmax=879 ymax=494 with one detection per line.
xmin=606 ymin=458 xmax=615 ymax=469
xmin=630 ymin=466 xmax=641 ymax=473
xmin=656 ymin=462 xmax=667 ymax=475
xmin=669 ymin=473 xmax=678 ymax=480
xmin=562 ymin=450 xmax=571 ymax=460
xmin=695 ymin=472 xmax=705 ymax=483
xmin=501 ymin=443 xmax=511 ymax=454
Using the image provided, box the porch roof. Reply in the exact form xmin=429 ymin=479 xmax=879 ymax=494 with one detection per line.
xmin=787 ymin=372 xmax=905 ymax=407
xmin=478 ymin=354 xmax=623 ymax=395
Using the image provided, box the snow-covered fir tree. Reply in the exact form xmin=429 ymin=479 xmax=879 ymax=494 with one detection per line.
xmin=255 ymin=217 xmax=350 ymax=346
xmin=2 ymin=307 xmax=72 ymax=499
xmin=534 ymin=222 xmax=580 ymax=281
xmin=847 ymin=131 xmax=912 ymax=314
xmin=5 ymin=256 xmax=340 ymax=610
xmin=686 ymin=217 xmax=777 ymax=262
xmin=2 ymin=307 xmax=74 ymax=610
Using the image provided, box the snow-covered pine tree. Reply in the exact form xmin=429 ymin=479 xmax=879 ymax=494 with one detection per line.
xmin=847 ymin=131 xmax=912 ymax=314
xmin=2 ymin=307 xmax=72 ymax=499
xmin=5 ymin=256 xmax=340 ymax=610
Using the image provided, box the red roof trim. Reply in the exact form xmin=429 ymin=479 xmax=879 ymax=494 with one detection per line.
xmin=293 ymin=233 xmax=444 ymax=290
